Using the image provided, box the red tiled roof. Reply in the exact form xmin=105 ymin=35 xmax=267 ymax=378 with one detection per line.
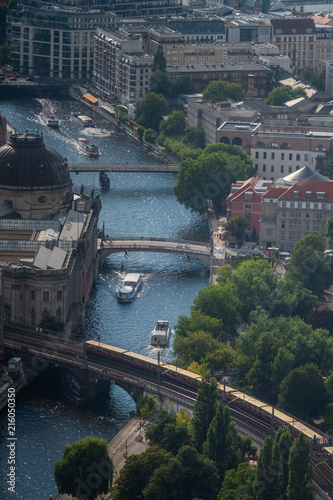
xmin=279 ymin=180 xmax=333 ymax=201
xmin=262 ymin=187 xmax=288 ymax=198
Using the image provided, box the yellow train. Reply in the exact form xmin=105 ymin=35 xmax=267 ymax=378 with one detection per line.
xmin=84 ymin=340 xmax=331 ymax=455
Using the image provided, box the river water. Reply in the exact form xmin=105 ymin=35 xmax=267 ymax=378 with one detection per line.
xmin=0 ymin=97 xmax=209 ymax=499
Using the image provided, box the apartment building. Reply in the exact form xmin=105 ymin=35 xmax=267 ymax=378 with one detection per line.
xmin=260 ymin=176 xmax=333 ymax=251
xmin=167 ymin=18 xmax=226 ymax=43
xmin=93 ymin=29 xmax=153 ymax=104
xmin=226 ymin=177 xmax=274 ymax=240
xmin=225 ymin=18 xmax=273 ymax=44
xmin=166 ymin=62 xmax=270 ymax=95
xmin=251 ymin=130 xmax=333 ymax=181
xmin=315 ymin=24 xmax=333 ymax=67
xmin=271 ymin=18 xmax=316 ymax=71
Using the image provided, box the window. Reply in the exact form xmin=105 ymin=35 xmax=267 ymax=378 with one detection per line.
xmin=31 ymin=290 xmax=36 ymax=300
xmin=282 ymin=202 xmax=286 ymax=208
xmin=289 ymin=153 xmax=292 ymax=161
xmin=267 ymin=229 xmax=272 ymax=236
xmin=294 ymin=191 xmax=300 ymax=198
xmin=244 ymin=204 xmax=251 ymax=211
xmin=271 ymin=166 xmax=274 ymax=172
xmin=43 ymin=291 xmax=49 ymax=302
xmin=289 ymin=166 xmax=292 ymax=173
xmin=306 ymin=212 xmax=310 ymax=218
xmin=282 ymin=221 xmax=285 ymax=229
xmin=316 ymin=192 xmax=326 ymax=199
xmin=255 ymin=152 xmax=259 ymax=159
xmin=42 ymin=309 xmax=49 ymax=321
xmin=282 ymin=211 xmax=286 ymax=217
xmin=255 ymin=142 xmax=265 ymax=149
xmin=263 ymin=165 xmax=266 ymax=172
xmin=57 ymin=291 xmax=62 ymax=301
xmin=290 ymin=202 xmax=294 ymax=208
xmin=296 ymin=154 xmax=300 ymax=161
xmin=263 ymin=152 xmax=267 ymax=159
xmin=271 ymin=152 xmax=275 ymax=159
xmin=281 ymin=153 xmax=285 ymax=160
xmin=297 ymin=202 xmax=302 ymax=208
xmin=306 ymin=191 xmax=312 ymax=199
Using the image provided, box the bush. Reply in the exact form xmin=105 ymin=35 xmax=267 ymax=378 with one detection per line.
xmin=143 ymin=128 xmax=157 ymax=143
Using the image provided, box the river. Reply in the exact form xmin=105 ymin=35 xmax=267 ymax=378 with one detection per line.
xmin=0 ymin=96 xmax=209 ymax=499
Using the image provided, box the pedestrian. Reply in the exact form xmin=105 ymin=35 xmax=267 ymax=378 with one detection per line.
xmin=124 ymin=249 xmax=127 ymax=257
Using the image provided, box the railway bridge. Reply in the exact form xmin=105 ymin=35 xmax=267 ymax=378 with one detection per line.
xmin=69 ymin=164 xmax=179 ymax=173
xmin=98 ymin=237 xmax=212 ymax=267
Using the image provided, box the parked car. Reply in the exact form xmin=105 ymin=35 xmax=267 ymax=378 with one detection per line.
xmin=8 ymin=76 xmax=17 ymax=81
xmin=25 ymin=77 xmax=34 ymax=81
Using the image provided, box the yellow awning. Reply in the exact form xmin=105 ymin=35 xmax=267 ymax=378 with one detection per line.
xmin=83 ymin=93 xmax=98 ymax=104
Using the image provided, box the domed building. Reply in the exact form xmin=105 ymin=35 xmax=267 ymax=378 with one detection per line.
xmin=0 ymin=131 xmax=72 ymax=219
xmin=0 ymin=130 xmax=101 ymax=350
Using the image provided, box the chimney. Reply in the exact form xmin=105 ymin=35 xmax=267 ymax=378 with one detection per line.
xmin=247 ymin=73 xmax=255 ymax=99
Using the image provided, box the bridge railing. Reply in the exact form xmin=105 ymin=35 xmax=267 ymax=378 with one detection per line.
xmin=104 ymin=236 xmax=210 ymax=247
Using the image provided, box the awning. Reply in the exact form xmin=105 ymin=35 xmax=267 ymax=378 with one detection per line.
xmin=83 ymin=93 xmax=98 ymax=104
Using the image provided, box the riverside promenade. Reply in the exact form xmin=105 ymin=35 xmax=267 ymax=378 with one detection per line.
xmin=56 ymin=416 xmax=147 ymax=500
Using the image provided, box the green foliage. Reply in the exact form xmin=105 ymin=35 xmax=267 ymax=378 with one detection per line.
xmin=286 ymin=433 xmax=315 ymax=500
xmin=171 ymin=75 xmax=195 ymax=97
xmin=54 ymin=436 xmax=113 ymax=500
xmin=158 ymin=135 xmax=203 ymax=160
xmin=152 ymin=47 xmax=166 ymax=72
xmin=221 ymin=214 xmax=249 ymax=242
xmin=254 ymin=436 xmax=283 ymax=500
xmin=0 ymin=44 xmax=11 ymax=68
xmin=327 ymin=215 xmax=333 ymax=248
xmin=218 ymin=462 xmax=256 ymax=500
xmin=173 ymin=143 xmax=253 ymax=215
xmin=316 ymin=149 xmax=333 ymax=179
xmin=264 ymin=85 xmax=307 ymax=106
xmin=137 ymin=394 xmax=158 ymax=419
xmin=149 ymin=70 xmax=171 ymax=97
xmin=307 ymin=308 xmax=333 ymax=336
xmin=192 ymin=378 xmax=218 ymax=453
xmin=113 ymin=445 xmax=172 ymax=500
xmin=285 ymin=232 xmax=333 ymax=296
xmin=145 ymin=410 xmax=190 ymax=455
xmin=143 ymin=445 xmax=220 ymax=500
xmin=136 ymin=92 xmax=169 ymax=132
xmin=143 ymin=128 xmax=157 ymax=143
xmin=40 ymin=316 xmax=64 ymax=332
xmin=160 ymin=111 xmax=186 ymax=137
xmin=137 ymin=125 xmax=145 ymax=141
xmin=118 ymin=111 xmax=129 ymax=123
xmin=275 ymin=426 xmax=292 ymax=497
xmin=278 ymin=364 xmax=329 ymax=420
xmin=182 ymin=125 xmax=205 ymax=148
xmin=202 ymin=81 xmax=245 ymax=103
xmin=298 ymin=66 xmax=325 ymax=91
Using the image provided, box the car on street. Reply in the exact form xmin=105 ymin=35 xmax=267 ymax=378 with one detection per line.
xmin=8 ymin=76 xmax=17 ymax=81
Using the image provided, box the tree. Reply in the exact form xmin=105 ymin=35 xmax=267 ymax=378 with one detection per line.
xmin=298 ymin=66 xmax=325 ymax=91
xmin=203 ymin=403 xmax=236 ymax=480
xmin=316 ymin=149 xmax=333 ymax=179
xmin=278 ymin=364 xmax=328 ymax=420
xmin=174 ymin=143 xmax=252 ymax=215
xmin=137 ymin=125 xmax=145 ymax=141
xmin=173 ymin=330 xmax=221 ymax=366
xmin=285 ymin=232 xmax=333 ymax=296
xmin=182 ymin=125 xmax=205 ymax=148
xmin=152 ymin=47 xmax=166 ymax=72
xmin=145 ymin=410 xmax=190 ymax=455
xmin=286 ymin=433 xmax=315 ymax=500
xmin=307 ymin=308 xmax=333 ymax=336
xmin=192 ymin=378 xmax=218 ymax=453
xmin=143 ymin=445 xmax=220 ymax=500
xmin=136 ymin=92 xmax=169 ymax=132
xmin=149 ymin=70 xmax=171 ymax=97
xmin=171 ymin=75 xmax=195 ymax=97
xmin=0 ymin=43 xmax=11 ymax=67
xmin=254 ymin=436 xmax=283 ymax=500
xmin=160 ymin=111 xmax=186 ymax=137
xmin=264 ymin=85 xmax=306 ymax=106
xmin=54 ymin=437 xmax=113 ymax=500
xmin=218 ymin=462 xmax=256 ymax=500
xmin=274 ymin=426 xmax=292 ymax=498
xmin=327 ymin=215 xmax=333 ymax=248
xmin=202 ymin=81 xmax=245 ymax=103
xmin=137 ymin=394 xmax=158 ymax=420
xmin=113 ymin=445 xmax=172 ymax=500
xmin=143 ymin=128 xmax=157 ymax=143
xmin=221 ymin=214 xmax=249 ymax=242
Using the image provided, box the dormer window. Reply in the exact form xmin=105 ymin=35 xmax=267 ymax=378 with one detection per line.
xmin=294 ymin=191 xmax=300 ymax=198
xmin=306 ymin=191 xmax=312 ymax=199
xmin=245 ymin=191 xmax=253 ymax=200
xmin=316 ymin=192 xmax=326 ymax=199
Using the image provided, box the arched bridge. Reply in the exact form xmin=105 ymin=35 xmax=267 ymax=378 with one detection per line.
xmin=99 ymin=237 xmax=211 ymax=266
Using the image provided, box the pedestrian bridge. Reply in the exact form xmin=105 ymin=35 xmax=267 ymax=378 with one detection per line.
xmin=99 ymin=237 xmax=211 ymax=266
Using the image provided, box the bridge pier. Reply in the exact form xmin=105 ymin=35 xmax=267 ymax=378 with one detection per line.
xmin=70 ymin=368 xmax=111 ymax=405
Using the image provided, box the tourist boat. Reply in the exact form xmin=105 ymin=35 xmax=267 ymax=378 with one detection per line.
xmin=77 ymin=138 xmax=99 ymax=157
xmin=71 ymin=112 xmax=95 ymax=127
xmin=150 ymin=320 xmax=171 ymax=347
xmin=41 ymin=111 xmax=59 ymax=128
xmin=117 ymin=273 xmax=142 ymax=303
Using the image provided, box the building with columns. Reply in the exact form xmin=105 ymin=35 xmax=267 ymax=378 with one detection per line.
xmin=0 ymin=131 xmax=101 ymax=335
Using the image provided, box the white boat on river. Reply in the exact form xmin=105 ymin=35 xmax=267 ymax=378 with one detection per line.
xmin=117 ymin=273 xmax=142 ymax=303
xmin=150 ymin=320 xmax=171 ymax=347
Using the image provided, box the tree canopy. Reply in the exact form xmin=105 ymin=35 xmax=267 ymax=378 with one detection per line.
xmin=135 ymin=92 xmax=169 ymax=132
xmin=152 ymin=47 xmax=166 ymax=72
xmin=202 ymin=81 xmax=245 ymax=103
xmin=173 ymin=143 xmax=253 ymax=214
xmin=54 ymin=436 xmax=113 ymax=500
xmin=316 ymin=149 xmax=333 ymax=179
xmin=160 ymin=111 xmax=186 ymax=137
xmin=221 ymin=214 xmax=249 ymax=242
xmin=264 ymin=85 xmax=307 ymax=106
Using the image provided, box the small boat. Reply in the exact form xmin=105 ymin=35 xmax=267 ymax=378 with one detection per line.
xmin=71 ymin=112 xmax=95 ymax=127
xmin=150 ymin=320 xmax=171 ymax=347
xmin=117 ymin=273 xmax=142 ymax=303
xmin=41 ymin=111 xmax=59 ymax=128
xmin=77 ymin=138 xmax=99 ymax=157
